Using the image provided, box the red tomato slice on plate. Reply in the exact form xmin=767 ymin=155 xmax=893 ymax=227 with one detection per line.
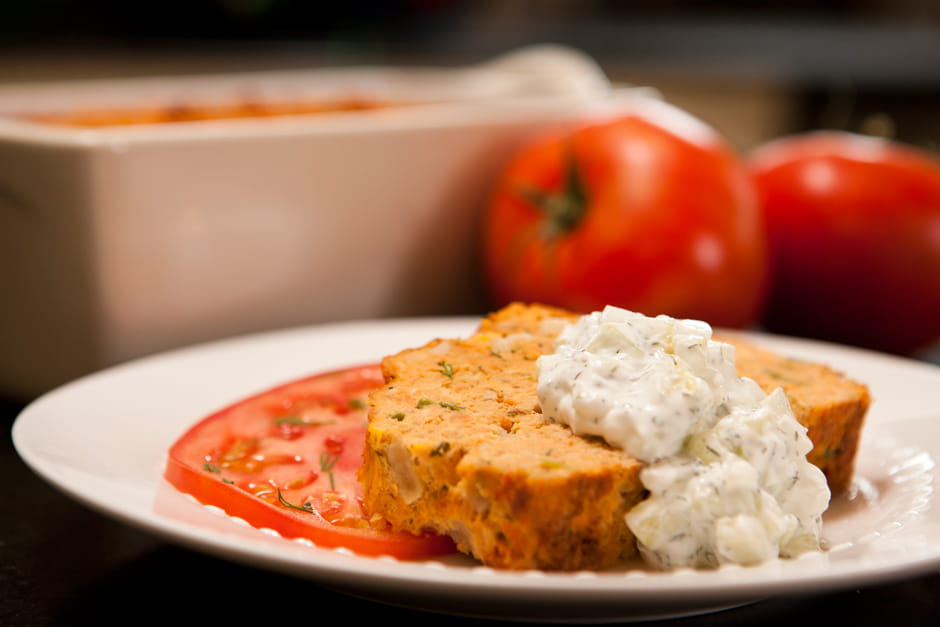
xmin=164 ymin=364 xmax=456 ymax=559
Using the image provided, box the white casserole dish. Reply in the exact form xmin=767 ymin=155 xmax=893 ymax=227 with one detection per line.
xmin=0 ymin=45 xmax=654 ymax=398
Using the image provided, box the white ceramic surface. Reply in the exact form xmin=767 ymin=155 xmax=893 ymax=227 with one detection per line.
xmin=0 ymin=45 xmax=654 ymax=398
xmin=12 ymin=317 xmax=940 ymax=622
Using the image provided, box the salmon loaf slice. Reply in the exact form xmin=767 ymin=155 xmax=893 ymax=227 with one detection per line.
xmin=359 ymin=304 xmax=643 ymax=570
xmin=483 ymin=303 xmax=870 ymax=495
xmin=359 ymin=303 xmax=870 ymax=570
xmin=715 ymin=335 xmax=871 ymax=495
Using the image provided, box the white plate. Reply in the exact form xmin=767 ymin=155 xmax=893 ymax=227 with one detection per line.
xmin=12 ymin=317 xmax=940 ymax=623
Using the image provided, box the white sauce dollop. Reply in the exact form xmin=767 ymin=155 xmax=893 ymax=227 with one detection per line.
xmin=536 ymin=306 xmax=830 ymax=569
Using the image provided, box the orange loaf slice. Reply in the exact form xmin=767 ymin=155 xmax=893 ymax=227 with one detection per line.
xmin=718 ymin=335 xmax=871 ymax=495
xmin=359 ymin=303 xmax=870 ymax=570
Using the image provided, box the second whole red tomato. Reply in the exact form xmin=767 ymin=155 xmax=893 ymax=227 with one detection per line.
xmin=749 ymin=131 xmax=940 ymax=355
xmin=481 ymin=98 xmax=768 ymax=329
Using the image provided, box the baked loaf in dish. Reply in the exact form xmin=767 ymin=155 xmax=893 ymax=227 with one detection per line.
xmin=358 ymin=303 xmax=870 ymax=570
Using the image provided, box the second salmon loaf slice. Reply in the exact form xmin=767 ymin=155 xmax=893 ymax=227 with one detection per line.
xmin=359 ymin=303 xmax=645 ymax=571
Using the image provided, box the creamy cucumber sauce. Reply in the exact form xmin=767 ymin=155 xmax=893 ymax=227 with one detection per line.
xmin=536 ymin=306 xmax=830 ymax=569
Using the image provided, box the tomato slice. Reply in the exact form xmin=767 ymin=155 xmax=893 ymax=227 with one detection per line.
xmin=164 ymin=364 xmax=455 ymax=559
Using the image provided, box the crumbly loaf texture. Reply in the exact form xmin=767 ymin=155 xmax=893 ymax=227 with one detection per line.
xmin=359 ymin=303 xmax=870 ymax=570
xmin=359 ymin=303 xmax=643 ymax=571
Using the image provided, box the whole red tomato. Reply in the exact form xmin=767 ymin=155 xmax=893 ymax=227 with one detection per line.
xmin=750 ymin=131 xmax=940 ymax=355
xmin=481 ymin=99 xmax=768 ymax=328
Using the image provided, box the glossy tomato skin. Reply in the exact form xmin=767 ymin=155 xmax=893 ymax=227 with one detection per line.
xmin=164 ymin=364 xmax=455 ymax=559
xmin=750 ymin=131 xmax=940 ymax=355
xmin=482 ymin=99 xmax=768 ymax=329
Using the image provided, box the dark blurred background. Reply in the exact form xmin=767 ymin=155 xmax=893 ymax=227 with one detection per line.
xmin=1 ymin=0 xmax=939 ymax=154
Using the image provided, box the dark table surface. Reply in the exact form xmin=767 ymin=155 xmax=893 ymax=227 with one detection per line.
xmin=5 ymin=391 xmax=940 ymax=627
